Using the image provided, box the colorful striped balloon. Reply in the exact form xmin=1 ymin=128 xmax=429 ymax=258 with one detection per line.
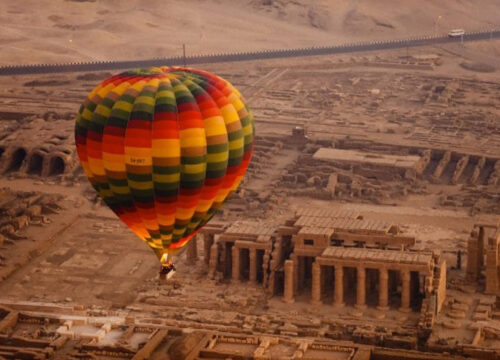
xmin=75 ymin=66 xmax=254 ymax=261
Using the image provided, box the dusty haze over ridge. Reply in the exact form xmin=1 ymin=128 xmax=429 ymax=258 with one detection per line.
xmin=1 ymin=0 xmax=499 ymax=65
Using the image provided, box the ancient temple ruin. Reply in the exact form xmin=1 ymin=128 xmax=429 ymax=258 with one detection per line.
xmin=195 ymin=208 xmax=447 ymax=318
xmin=467 ymin=222 xmax=500 ymax=294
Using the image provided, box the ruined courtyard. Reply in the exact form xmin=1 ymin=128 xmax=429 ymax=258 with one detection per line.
xmin=0 ymin=41 xmax=499 ymax=359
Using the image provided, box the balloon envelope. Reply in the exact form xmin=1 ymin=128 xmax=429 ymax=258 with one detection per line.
xmin=75 ymin=67 xmax=254 ymax=260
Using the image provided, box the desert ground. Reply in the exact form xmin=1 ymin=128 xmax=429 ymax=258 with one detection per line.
xmin=0 ymin=1 xmax=499 ymax=359
xmin=1 ymin=0 xmax=500 ymax=65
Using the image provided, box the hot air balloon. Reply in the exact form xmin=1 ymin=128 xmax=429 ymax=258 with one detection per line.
xmin=75 ymin=66 xmax=254 ymax=266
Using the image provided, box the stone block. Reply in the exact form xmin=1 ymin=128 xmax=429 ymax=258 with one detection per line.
xmin=0 ymin=224 xmax=15 ymax=236
xmin=26 ymin=205 xmax=42 ymax=217
xmin=471 ymin=312 xmax=488 ymax=321
xmin=13 ymin=215 xmax=29 ymax=230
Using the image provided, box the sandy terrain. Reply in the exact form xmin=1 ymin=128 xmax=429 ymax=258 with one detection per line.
xmin=0 ymin=0 xmax=499 ymax=65
xmin=0 ymin=1 xmax=499 ymax=358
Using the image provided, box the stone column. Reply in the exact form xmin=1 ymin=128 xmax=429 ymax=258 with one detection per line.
xmin=400 ymin=269 xmax=411 ymax=312
xmin=292 ymin=255 xmax=299 ymax=293
xmin=208 ymin=243 xmax=218 ymax=279
xmin=232 ymin=246 xmax=240 ymax=281
xmin=311 ymin=261 xmax=321 ymax=304
xmin=466 ymin=230 xmax=479 ymax=281
xmin=249 ymin=248 xmax=257 ymax=283
xmin=485 ymin=244 xmax=498 ymax=294
xmin=186 ymin=234 xmax=198 ymax=263
xmin=334 ymin=265 xmax=344 ymax=307
xmin=203 ymin=233 xmax=213 ymax=264
xmin=377 ymin=267 xmax=389 ymax=310
xmin=284 ymin=260 xmax=295 ymax=303
xmin=262 ymin=253 xmax=270 ymax=288
xmin=478 ymin=226 xmax=485 ymax=269
xmin=355 ymin=267 xmax=367 ymax=309
xmin=424 ymin=276 xmax=433 ymax=295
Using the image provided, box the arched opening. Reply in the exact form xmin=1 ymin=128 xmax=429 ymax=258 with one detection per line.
xmin=49 ymin=156 xmax=65 ymax=176
xmin=28 ymin=153 xmax=44 ymax=175
xmin=6 ymin=148 xmax=26 ymax=172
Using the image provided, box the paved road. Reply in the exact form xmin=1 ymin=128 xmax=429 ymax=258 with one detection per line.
xmin=0 ymin=30 xmax=498 ymax=76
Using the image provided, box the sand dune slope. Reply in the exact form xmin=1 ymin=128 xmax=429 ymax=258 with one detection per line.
xmin=0 ymin=0 xmax=498 ymax=65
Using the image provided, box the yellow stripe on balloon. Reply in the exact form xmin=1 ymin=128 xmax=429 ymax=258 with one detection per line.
xmin=180 ymin=137 xmax=206 ymax=148
xmin=144 ymin=220 xmax=159 ymax=230
xmin=88 ymin=158 xmax=106 ymax=176
xmin=103 ymin=154 xmax=126 ymax=171
xmin=182 ymin=163 xmax=206 ymax=174
xmin=243 ymin=125 xmax=253 ymax=136
xmin=214 ymin=189 xmax=231 ymax=203
xmin=127 ymin=180 xmax=154 ymax=190
xmin=175 ymin=207 xmax=196 ymax=220
xmin=173 ymin=228 xmax=187 ymax=236
xmin=125 ymin=147 xmax=152 ymax=157
xmin=109 ymin=185 xmax=130 ymax=195
xmin=130 ymin=80 xmax=147 ymax=92
xmin=152 ymin=173 xmax=180 ymax=183
xmin=81 ymin=108 xmax=94 ymax=122
xmin=196 ymin=199 xmax=213 ymax=212
xmin=124 ymin=155 xmax=152 ymax=166
xmin=95 ymin=105 xmax=112 ymax=118
xmin=206 ymin=152 xmax=228 ymax=163
xmin=157 ymin=214 xmax=176 ymax=224
xmin=136 ymin=95 xmax=156 ymax=107
xmin=228 ymin=95 xmax=245 ymax=112
xmin=97 ymin=83 xmax=116 ymax=98
xmin=228 ymin=138 xmax=244 ymax=150
xmin=156 ymin=89 xmax=175 ymax=98
xmin=220 ymin=105 xmax=239 ymax=123
xmin=151 ymin=139 xmax=180 ymax=157
xmin=180 ymin=128 xmax=206 ymax=139
xmin=203 ymin=116 xmax=227 ymax=136
xmin=113 ymin=100 xmax=134 ymax=113
xmin=231 ymin=176 xmax=244 ymax=191
xmin=99 ymin=188 xmax=114 ymax=198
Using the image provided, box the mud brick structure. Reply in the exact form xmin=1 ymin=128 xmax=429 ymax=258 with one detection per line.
xmin=313 ymin=147 xmax=425 ymax=181
xmin=0 ymin=303 xmax=473 ymax=360
xmin=0 ymin=118 xmax=77 ymax=177
xmin=0 ymin=189 xmax=62 ymax=240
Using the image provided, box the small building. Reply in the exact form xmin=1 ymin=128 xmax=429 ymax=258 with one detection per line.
xmin=313 ymin=147 xmax=425 ymax=181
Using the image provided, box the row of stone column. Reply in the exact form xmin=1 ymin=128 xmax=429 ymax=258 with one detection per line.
xmin=232 ymin=246 xmax=259 ymax=283
xmin=285 ymin=260 xmax=412 ymax=312
xmin=186 ymin=234 xmax=219 ymax=278
xmin=194 ymin=234 xmax=268 ymax=283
